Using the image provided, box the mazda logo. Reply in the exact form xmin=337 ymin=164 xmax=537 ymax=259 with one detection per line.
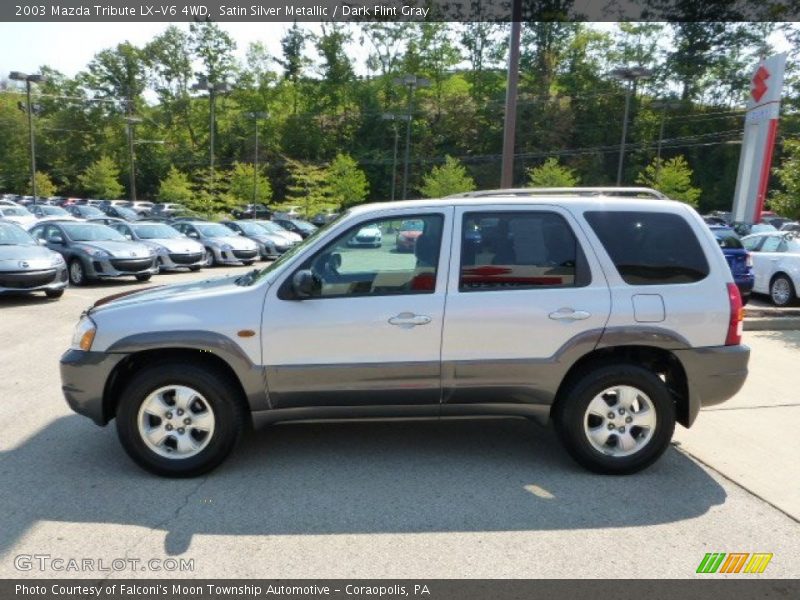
xmin=18 ymin=261 xmax=29 ymax=269
xmin=130 ymin=251 xmax=137 ymax=257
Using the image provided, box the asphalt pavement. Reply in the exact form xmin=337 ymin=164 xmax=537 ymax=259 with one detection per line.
xmin=0 ymin=266 xmax=798 ymax=578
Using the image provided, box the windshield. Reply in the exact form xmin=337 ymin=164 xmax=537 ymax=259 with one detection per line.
xmin=254 ymin=220 xmax=287 ymax=234
xmin=115 ymin=207 xmax=139 ymax=219
xmin=292 ymin=219 xmax=316 ymax=232
xmin=78 ymin=206 xmax=104 ymax=217
xmin=40 ymin=206 xmax=69 ymax=216
xmin=196 ymin=223 xmax=234 ymax=238
xmin=61 ymin=223 xmax=126 ymax=242
xmin=400 ymin=219 xmax=425 ymax=232
xmin=237 ymin=222 xmax=267 ymax=236
xmin=0 ymin=222 xmax=35 ymax=245
xmin=132 ymin=223 xmax=181 ymax=239
xmin=1 ymin=207 xmax=31 ymax=217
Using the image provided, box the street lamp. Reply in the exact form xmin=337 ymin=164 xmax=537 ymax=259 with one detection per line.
xmin=9 ymin=71 xmax=46 ymax=203
xmin=393 ymin=74 xmax=429 ymax=200
xmin=191 ymin=76 xmax=230 ymax=175
xmin=381 ymin=113 xmax=410 ymax=202
xmin=247 ymin=111 xmax=268 ymax=216
xmin=651 ymin=99 xmax=682 ymax=175
xmin=125 ymin=117 xmax=143 ymax=201
xmin=610 ymin=66 xmax=652 ymax=186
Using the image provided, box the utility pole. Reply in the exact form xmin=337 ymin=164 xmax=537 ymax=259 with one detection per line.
xmin=192 ymin=77 xmax=230 ymax=178
xmin=610 ymin=66 xmax=652 ymax=186
xmin=651 ymin=99 xmax=681 ymax=178
xmin=247 ymin=111 xmax=268 ymax=216
xmin=9 ymin=71 xmax=45 ymax=203
xmin=500 ymin=0 xmax=522 ymax=188
xmin=393 ymin=75 xmax=429 ymax=200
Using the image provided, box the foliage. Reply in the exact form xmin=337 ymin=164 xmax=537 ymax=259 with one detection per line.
xmin=34 ymin=171 xmax=57 ymax=197
xmin=635 ymin=156 xmax=701 ymax=207
xmin=770 ymin=140 xmax=800 ymax=220
xmin=227 ymin=162 xmax=272 ymax=205
xmin=187 ymin=168 xmax=236 ymax=218
xmin=282 ymin=159 xmax=334 ymax=216
xmin=420 ymin=156 xmax=476 ymax=198
xmin=327 ymin=153 xmax=369 ymax=208
xmin=157 ymin=166 xmax=193 ymax=203
xmin=78 ymin=156 xmax=124 ymax=199
xmin=527 ymin=158 xmax=580 ymax=187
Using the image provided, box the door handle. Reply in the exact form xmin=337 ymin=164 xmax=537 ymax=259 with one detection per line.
xmin=548 ymin=308 xmax=591 ymax=321
xmin=388 ymin=312 xmax=432 ymax=328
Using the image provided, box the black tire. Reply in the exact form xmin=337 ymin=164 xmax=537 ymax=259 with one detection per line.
xmin=115 ymin=362 xmax=246 ymax=477
xmin=204 ymin=249 xmax=216 ymax=267
xmin=135 ymin=273 xmax=152 ymax=282
xmin=188 ymin=265 xmax=202 ymax=272
xmin=68 ymin=258 xmax=87 ymax=286
xmin=45 ymin=288 xmax=65 ymax=299
xmin=553 ymin=363 xmax=676 ymax=475
xmin=242 ymin=260 xmax=255 ymax=266
xmin=770 ymin=274 xmax=796 ymax=307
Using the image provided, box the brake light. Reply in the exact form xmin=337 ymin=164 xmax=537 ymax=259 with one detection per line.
xmin=726 ymin=282 xmax=744 ymax=346
xmin=745 ymin=252 xmax=753 ymax=268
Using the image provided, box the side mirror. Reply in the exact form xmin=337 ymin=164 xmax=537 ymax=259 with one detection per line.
xmin=50 ymin=236 xmax=64 ymax=245
xmin=125 ymin=234 xmax=133 ymax=240
xmin=36 ymin=238 xmax=47 ymax=246
xmin=291 ymin=269 xmax=320 ymax=299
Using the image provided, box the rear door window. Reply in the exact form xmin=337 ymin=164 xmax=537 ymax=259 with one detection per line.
xmin=585 ymin=211 xmax=709 ymax=285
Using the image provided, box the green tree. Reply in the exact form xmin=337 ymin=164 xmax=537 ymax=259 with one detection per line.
xmin=770 ymin=140 xmax=800 ymax=220
xmin=420 ymin=156 xmax=476 ymax=198
xmin=187 ymin=167 xmax=236 ymax=217
xmin=527 ymin=158 xmax=580 ymax=187
xmin=327 ymin=153 xmax=368 ymax=208
xmin=34 ymin=171 xmax=57 ymax=197
xmin=636 ymin=155 xmax=701 ymax=207
xmin=283 ymin=159 xmax=333 ymax=216
xmin=84 ymin=42 xmax=147 ymax=113
xmin=227 ymin=161 xmax=272 ymax=205
xmin=157 ymin=166 xmax=193 ymax=203
xmin=78 ymin=156 xmax=124 ymax=199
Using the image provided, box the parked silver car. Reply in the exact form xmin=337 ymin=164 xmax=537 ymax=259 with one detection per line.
xmin=29 ymin=221 xmax=158 ymax=286
xmin=170 ymin=221 xmax=259 ymax=267
xmin=0 ymin=220 xmax=68 ymax=298
xmin=220 ymin=220 xmax=298 ymax=260
xmin=107 ymin=221 xmax=206 ymax=272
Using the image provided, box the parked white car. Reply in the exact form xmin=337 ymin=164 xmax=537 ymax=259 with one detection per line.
xmin=742 ymin=231 xmax=800 ymax=306
xmin=0 ymin=206 xmax=37 ymax=228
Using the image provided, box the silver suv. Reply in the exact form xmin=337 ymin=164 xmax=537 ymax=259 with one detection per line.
xmin=60 ymin=189 xmax=749 ymax=477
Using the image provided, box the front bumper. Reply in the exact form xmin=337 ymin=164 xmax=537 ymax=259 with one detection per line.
xmin=60 ymin=349 xmax=126 ymax=425
xmin=0 ymin=265 xmax=68 ymax=293
xmin=213 ymin=247 xmax=259 ymax=265
xmin=674 ymin=344 xmax=750 ymax=427
xmin=85 ymin=256 xmax=158 ymax=279
xmin=348 ymin=237 xmax=382 ymax=247
xmin=157 ymin=251 xmax=205 ymax=271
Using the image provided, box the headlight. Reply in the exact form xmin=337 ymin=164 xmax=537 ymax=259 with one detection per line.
xmin=79 ymin=246 xmax=111 ymax=258
xmin=153 ymin=246 xmax=166 ymax=255
xmin=71 ymin=315 xmax=96 ymax=351
xmin=220 ymin=243 xmax=233 ymax=251
xmin=50 ymin=253 xmax=65 ymax=266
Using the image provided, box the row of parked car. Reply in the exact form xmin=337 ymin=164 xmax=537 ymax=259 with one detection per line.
xmin=0 ymin=212 xmax=314 ymax=299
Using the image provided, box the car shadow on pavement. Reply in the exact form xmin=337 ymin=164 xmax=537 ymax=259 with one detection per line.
xmin=0 ymin=416 xmax=726 ymax=557
xmin=756 ymin=329 xmax=800 ymax=351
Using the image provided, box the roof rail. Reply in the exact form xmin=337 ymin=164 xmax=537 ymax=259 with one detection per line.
xmin=449 ymin=187 xmax=668 ymax=200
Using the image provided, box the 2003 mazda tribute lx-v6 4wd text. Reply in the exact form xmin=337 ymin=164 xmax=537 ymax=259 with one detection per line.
xmin=60 ymin=189 xmax=750 ymax=477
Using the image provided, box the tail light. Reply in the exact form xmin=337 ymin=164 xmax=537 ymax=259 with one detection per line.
xmin=726 ymin=282 xmax=744 ymax=346
xmin=745 ymin=252 xmax=753 ymax=268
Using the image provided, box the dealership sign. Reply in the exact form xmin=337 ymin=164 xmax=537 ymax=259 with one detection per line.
xmin=732 ymin=53 xmax=787 ymax=224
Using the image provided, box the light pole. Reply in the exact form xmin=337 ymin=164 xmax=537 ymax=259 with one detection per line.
xmin=247 ymin=111 xmax=268 ymax=216
xmin=651 ymin=99 xmax=681 ymax=176
xmin=9 ymin=71 xmax=46 ymax=203
xmin=125 ymin=117 xmax=143 ymax=201
xmin=610 ymin=66 xmax=652 ymax=186
xmin=393 ymin=74 xmax=429 ymax=200
xmin=191 ymin=77 xmax=230 ymax=176
xmin=381 ymin=113 xmax=410 ymax=202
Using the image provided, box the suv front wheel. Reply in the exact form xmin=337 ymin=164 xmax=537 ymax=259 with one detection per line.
xmin=554 ymin=364 xmax=676 ymax=474
xmin=116 ymin=362 xmax=245 ymax=477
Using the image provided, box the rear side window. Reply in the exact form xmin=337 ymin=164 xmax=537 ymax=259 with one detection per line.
xmin=585 ymin=211 xmax=709 ymax=285
xmin=459 ymin=211 xmax=587 ymax=291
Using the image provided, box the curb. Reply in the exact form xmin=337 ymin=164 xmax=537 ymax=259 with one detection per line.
xmin=744 ymin=317 xmax=800 ymax=331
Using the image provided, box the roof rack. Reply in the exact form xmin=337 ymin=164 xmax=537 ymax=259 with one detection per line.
xmin=449 ymin=187 xmax=668 ymax=200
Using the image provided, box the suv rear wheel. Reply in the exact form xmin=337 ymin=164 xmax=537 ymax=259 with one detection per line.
xmin=116 ymin=362 xmax=245 ymax=477
xmin=554 ymin=364 xmax=676 ymax=474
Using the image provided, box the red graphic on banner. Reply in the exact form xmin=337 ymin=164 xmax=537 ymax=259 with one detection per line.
xmin=751 ymin=66 xmax=770 ymax=102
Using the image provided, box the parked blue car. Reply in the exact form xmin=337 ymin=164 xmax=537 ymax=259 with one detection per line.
xmin=709 ymin=225 xmax=754 ymax=304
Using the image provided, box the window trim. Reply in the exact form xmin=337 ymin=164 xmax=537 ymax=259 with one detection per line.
xmin=457 ymin=209 xmax=591 ymax=293
xmin=277 ymin=212 xmax=446 ymax=301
